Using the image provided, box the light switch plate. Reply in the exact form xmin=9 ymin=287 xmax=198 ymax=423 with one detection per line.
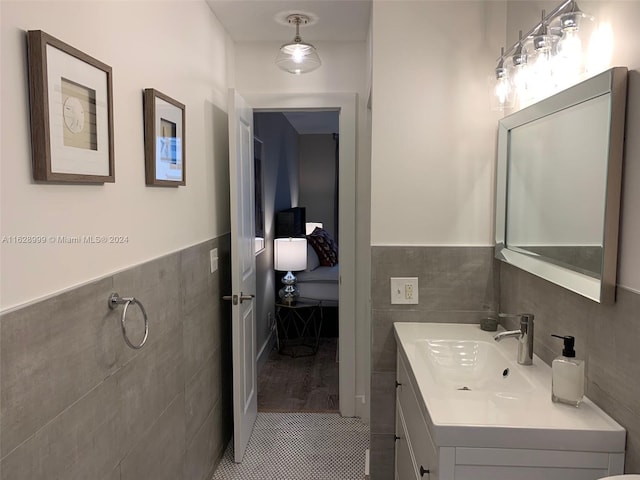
xmin=210 ymin=248 xmax=218 ymax=273
xmin=390 ymin=277 xmax=419 ymax=304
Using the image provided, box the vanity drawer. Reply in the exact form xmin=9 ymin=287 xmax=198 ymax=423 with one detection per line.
xmin=397 ymin=354 xmax=439 ymax=479
xmin=396 ymin=402 xmax=418 ymax=480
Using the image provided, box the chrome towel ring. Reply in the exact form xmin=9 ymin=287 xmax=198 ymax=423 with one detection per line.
xmin=108 ymin=293 xmax=149 ymax=349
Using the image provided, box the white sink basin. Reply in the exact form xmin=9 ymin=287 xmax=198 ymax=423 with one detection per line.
xmin=394 ymin=322 xmax=626 ymax=453
xmin=418 ymin=339 xmax=533 ymax=393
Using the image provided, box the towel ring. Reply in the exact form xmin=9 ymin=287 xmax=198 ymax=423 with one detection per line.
xmin=108 ymin=293 xmax=149 ymax=349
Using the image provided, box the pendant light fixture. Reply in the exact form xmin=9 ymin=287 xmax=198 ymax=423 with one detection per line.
xmin=275 ymin=14 xmax=321 ymax=75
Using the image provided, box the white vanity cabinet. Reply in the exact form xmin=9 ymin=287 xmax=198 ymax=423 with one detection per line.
xmin=396 ymin=352 xmax=449 ymax=480
xmin=394 ymin=322 xmax=627 ymax=480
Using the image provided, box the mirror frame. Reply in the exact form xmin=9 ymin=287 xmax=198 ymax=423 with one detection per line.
xmin=495 ymin=67 xmax=628 ymax=304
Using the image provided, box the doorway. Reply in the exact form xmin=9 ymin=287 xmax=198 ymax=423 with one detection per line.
xmin=254 ymin=110 xmax=340 ymax=412
xmin=244 ymin=92 xmax=357 ymax=418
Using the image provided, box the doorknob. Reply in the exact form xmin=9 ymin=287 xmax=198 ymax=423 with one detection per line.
xmin=240 ymin=293 xmax=255 ymax=304
xmin=222 ymin=295 xmax=238 ymax=305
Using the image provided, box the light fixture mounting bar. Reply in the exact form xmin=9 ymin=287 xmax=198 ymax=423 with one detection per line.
xmin=497 ymin=0 xmax=574 ymax=62
xmin=286 ymin=14 xmax=309 ymax=42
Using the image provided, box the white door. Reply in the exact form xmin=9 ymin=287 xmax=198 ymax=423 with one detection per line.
xmin=227 ymin=89 xmax=257 ymax=463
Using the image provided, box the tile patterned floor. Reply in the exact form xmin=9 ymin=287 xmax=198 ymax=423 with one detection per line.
xmin=211 ymin=412 xmax=369 ymax=480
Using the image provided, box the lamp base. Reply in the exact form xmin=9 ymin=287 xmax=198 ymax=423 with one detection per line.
xmin=279 ymin=271 xmax=299 ymax=305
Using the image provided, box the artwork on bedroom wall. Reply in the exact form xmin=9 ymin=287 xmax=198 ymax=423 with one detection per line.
xmin=143 ymin=88 xmax=186 ymax=187
xmin=26 ymin=30 xmax=115 ymax=183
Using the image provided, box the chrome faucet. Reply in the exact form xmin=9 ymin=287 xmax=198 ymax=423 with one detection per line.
xmin=494 ymin=313 xmax=534 ymax=365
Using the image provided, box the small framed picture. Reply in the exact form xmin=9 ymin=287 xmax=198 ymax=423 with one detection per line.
xmin=27 ymin=30 xmax=114 ymax=183
xmin=143 ymin=89 xmax=186 ymax=187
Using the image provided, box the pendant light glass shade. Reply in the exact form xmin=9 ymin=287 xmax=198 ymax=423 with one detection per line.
xmin=275 ymin=14 xmax=321 ymax=75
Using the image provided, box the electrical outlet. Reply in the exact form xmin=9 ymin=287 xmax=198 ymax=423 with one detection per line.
xmin=390 ymin=277 xmax=419 ymax=304
xmin=209 ymin=248 xmax=218 ymax=274
xmin=405 ymin=282 xmax=414 ymax=300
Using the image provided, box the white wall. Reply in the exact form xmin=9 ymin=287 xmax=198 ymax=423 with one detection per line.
xmin=0 ymin=1 xmax=234 ymax=310
xmin=371 ymin=1 xmax=507 ymax=246
xmin=505 ymin=0 xmax=640 ymax=292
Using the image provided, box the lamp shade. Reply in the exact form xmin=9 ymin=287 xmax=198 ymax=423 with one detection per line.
xmin=274 ymin=238 xmax=307 ymax=272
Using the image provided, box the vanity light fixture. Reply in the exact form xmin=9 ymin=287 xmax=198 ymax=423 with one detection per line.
xmin=491 ymin=0 xmax=597 ymax=109
xmin=492 ymin=47 xmax=513 ymax=110
xmin=556 ymin=0 xmax=594 ymax=79
xmin=511 ymin=31 xmax=530 ymax=101
xmin=532 ymin=11 xmax=556 ymax=54
xmin=275 ymin=14 xmax=321 ymax=75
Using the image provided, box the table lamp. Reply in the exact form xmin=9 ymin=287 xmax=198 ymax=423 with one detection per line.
xmin=274 ymin=237 xmax=307 ymax=305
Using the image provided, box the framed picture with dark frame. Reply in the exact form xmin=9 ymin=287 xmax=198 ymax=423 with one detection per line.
xmin=143 ymin=88 xmax=186 ymax=187
xmin=26 ymin=30 xmax=114 ymax=183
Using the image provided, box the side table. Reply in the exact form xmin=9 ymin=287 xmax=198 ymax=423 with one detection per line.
xmin=275 ymin=298 xmax=323 ymax=357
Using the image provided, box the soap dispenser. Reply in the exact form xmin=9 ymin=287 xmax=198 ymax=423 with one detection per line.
xmin=551 ymin=335 xmax=584 ymax=407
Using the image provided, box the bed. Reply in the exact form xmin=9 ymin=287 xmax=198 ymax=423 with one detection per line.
xmin=295 ymin=232 xmax=339 ymax=306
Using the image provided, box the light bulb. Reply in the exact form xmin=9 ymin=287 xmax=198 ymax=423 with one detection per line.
xmin=291 ymin=46 xmax=305 ymax=64
xmin=558 ymin=30 xmax=582 ymax=61
xmin=511 ymin=64 xmax=530 ymax=103
xmin=495 ymin=76 xmax=511 ymax=105
xmin=530 ymin=49 xmax=557 ymax=101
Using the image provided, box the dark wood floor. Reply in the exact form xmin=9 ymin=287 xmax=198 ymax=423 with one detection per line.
xmin=257 ymin=337 xmax=339 ymax=413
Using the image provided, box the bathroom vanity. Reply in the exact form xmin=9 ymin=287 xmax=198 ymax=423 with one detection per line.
xmin=394 ymin=322 xmax=626 ymax=480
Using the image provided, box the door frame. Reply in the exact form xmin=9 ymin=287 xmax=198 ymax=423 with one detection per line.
xmin=245 ymin=92 xmax=357 ymax=417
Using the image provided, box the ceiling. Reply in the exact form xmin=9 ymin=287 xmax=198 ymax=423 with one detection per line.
xmin=207 ymin=1 xmax=364 ymax=134
xmin=205 ymin=0 xmax=372 ymax=43
xmin=283 ymin=111 xmax=339 ymax=134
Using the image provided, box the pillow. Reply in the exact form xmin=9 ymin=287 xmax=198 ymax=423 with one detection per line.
xmin=306 ymin=243 xmax=321 ymax=271
xmin=307 ymin=227 xmax=339 ymax=267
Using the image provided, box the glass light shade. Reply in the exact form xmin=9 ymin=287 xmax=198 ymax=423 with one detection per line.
xmin=528 ymin=48 xmax=558 ymax=101
xmin=533 ymin=33 xmax=557 ymax=53
xmin=491 ymin=67 xmax=514 ymax=111
xmin=274 ymin=238 xmax=308 ymax=272
xmin=559 ymin=9 xmax=594 ymax=32
xmin=511 ymin=62 xmax=532 ymax=106
xmin=275 ymin=41 xmax=321 ymax=74
xmin=556 ymin=11 xmax=594 ymax=82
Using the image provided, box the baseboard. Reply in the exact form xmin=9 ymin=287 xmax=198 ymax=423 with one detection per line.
xmin=257 ymin=328 xmax=276 ymax=375
xmin=364 ymin=448 xmax=370 ymax=479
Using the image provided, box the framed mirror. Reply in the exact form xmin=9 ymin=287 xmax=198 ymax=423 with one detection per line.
xmin=495 ymin=67 xmax=628 ymax=304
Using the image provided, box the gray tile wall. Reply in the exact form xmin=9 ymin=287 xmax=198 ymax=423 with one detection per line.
xmin=370 ymin=246 xmax=498 ymax=479
xmin=0 ymin=236 xmax=232 ymax=480
xmin=500 ymin=263 xmax=640 ymax=473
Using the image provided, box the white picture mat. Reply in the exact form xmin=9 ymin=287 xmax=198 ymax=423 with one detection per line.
xmin=154 ymin=97 xmax=183 ymax=182
xmin=46 ymin=44 xmax=110 ymax=175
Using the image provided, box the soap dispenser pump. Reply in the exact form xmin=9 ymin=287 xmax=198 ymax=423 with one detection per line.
xmin=551 ymin=335 xmax=584 ymax=407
